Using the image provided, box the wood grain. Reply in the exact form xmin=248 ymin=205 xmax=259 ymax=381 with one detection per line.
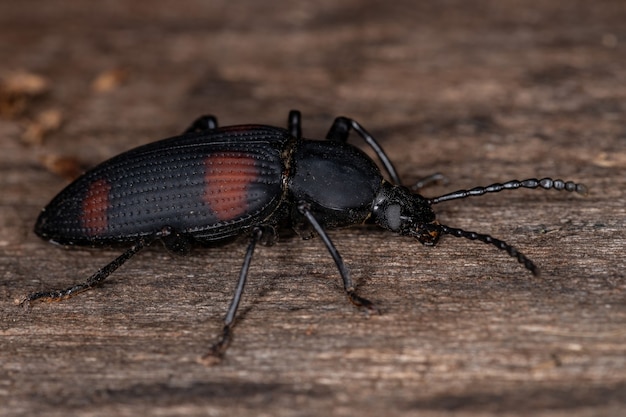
xmin=1 ymin=1 xmax=624 ymax=416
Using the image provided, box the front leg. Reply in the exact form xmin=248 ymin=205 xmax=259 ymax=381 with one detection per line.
xmin=297 ymin=202 xmax=378 ymax=312
xmin=325 ymin=115 xmax=402 ymax=185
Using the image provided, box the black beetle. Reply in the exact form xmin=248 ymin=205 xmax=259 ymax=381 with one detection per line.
xmin=24 ymin=110 xmax=585 ymax=361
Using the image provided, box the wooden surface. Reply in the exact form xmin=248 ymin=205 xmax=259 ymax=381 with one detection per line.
xmin=1 ymin=1 xmax=625 ymax=416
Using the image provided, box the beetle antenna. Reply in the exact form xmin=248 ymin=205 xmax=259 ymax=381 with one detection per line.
xmin=429 ymin=178 xmax=586 ymax=205
xmin=437 ymin=224 xmax=539 ymax=275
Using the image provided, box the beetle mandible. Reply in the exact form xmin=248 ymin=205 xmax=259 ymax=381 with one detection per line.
xmin=23 ymin=110 xmax=585 ymax=362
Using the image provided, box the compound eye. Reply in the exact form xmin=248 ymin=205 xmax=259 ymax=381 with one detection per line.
xmin=384 ymin=204 xmax=402 ymax=231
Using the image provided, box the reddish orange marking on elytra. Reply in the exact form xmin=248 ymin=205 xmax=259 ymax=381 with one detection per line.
xmin=204 ymin=154 xmax=257 ymax=221
xmin=81 ymin=178 xmax=110 ymax=236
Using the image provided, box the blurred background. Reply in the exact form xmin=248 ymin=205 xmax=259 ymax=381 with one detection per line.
xmin=1 ymin=1 xmax=624 ymax=416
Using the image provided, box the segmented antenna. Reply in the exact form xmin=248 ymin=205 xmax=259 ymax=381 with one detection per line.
xmin=438 ymin=224 xmax=539 ymax=275
xmin=427 ymin=177 xmax=586 ymax=275
xmin=429 ymin=178 xmax=586 ymax=205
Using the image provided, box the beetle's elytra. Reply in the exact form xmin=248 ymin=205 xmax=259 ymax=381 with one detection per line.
xmin=24 ymin=110 xmax=585 ymax=362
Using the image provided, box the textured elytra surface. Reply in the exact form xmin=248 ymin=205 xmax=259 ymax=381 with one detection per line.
xmin=35 ymin=126 xmax=290 ymax=245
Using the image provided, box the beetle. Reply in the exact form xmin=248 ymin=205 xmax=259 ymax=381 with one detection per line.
xmin=23 ymin=110 xmax=585 ymax=362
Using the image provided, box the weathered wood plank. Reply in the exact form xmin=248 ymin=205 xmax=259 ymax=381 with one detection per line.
xmin=1 ymin=1 xmax=624 ymax=416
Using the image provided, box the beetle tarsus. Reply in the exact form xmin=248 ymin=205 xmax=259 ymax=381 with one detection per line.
xmin=20 ymin=283 xmax=91 ymax=306
xmin=410 ymin=172 xmax=447 ymax=191
xmin=347 ymin=290 xmax=379 ymax=314
xmin=200 ymin=325 xmax=232 ymax=366
xmin=22 ymin=239 xmax=149 ymax=305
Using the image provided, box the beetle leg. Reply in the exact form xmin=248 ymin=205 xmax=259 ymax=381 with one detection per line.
xmin=297 ymin=202 xmax=378 ymax=313
xmin=159 ymin=226 xmax=192 ymax=255
xmin=287 ymin=110 xmax=302 ymax=139
xmin=325 ymin=116 xmax=402 ymax=186
xmin=183 ymin=115 xmax=218 ymax=134
xmin=202 ymin=227 xmax=263 ymax=363
xmin=410 ymin=172 xmax=447 ymax=191
xmin=21 ymin=238 xmax=152 ymax=305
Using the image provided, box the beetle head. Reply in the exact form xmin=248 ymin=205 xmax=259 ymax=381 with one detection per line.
xmin=371 ymin=182 xmax=440 ymax=245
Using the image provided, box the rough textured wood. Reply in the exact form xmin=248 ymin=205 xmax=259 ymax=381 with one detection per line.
xmin=1 ymin=1 xmax=624 ymax=416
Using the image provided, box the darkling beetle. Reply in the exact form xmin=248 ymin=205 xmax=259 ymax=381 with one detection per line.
xmin=24 ymin=110 xmax=585 ymax=362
